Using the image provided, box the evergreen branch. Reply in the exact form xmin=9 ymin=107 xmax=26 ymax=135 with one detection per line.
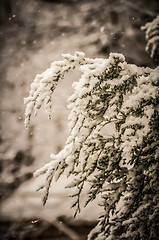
xmin=24 ymin=52 xmax=159 ymax=240
xmin=141 ymin=15 xmax=159 ymax=57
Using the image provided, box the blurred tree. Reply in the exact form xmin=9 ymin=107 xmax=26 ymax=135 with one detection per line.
xmin=142 ymin=14 xmax=159 ymax=58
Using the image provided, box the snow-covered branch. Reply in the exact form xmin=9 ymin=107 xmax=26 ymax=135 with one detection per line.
xmin=24 ymin=52 xmax=159 ymax=240
xmin=142 ymin=15 xmax=159 ymax=58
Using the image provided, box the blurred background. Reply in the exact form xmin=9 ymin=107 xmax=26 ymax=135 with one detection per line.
xmin=0 ymin=0 xmax=158 ymax=239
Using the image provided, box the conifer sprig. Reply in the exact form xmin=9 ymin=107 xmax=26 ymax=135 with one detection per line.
xmin=24 ymin=52 xmax=159 ymax=240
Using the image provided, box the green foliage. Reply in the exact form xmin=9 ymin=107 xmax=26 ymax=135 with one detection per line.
xmin=25 ymin=49 xmax=159 ymax=239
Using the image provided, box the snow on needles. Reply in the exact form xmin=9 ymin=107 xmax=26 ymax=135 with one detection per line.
xmin=24 ymin=52 xmax=158 ymax=219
